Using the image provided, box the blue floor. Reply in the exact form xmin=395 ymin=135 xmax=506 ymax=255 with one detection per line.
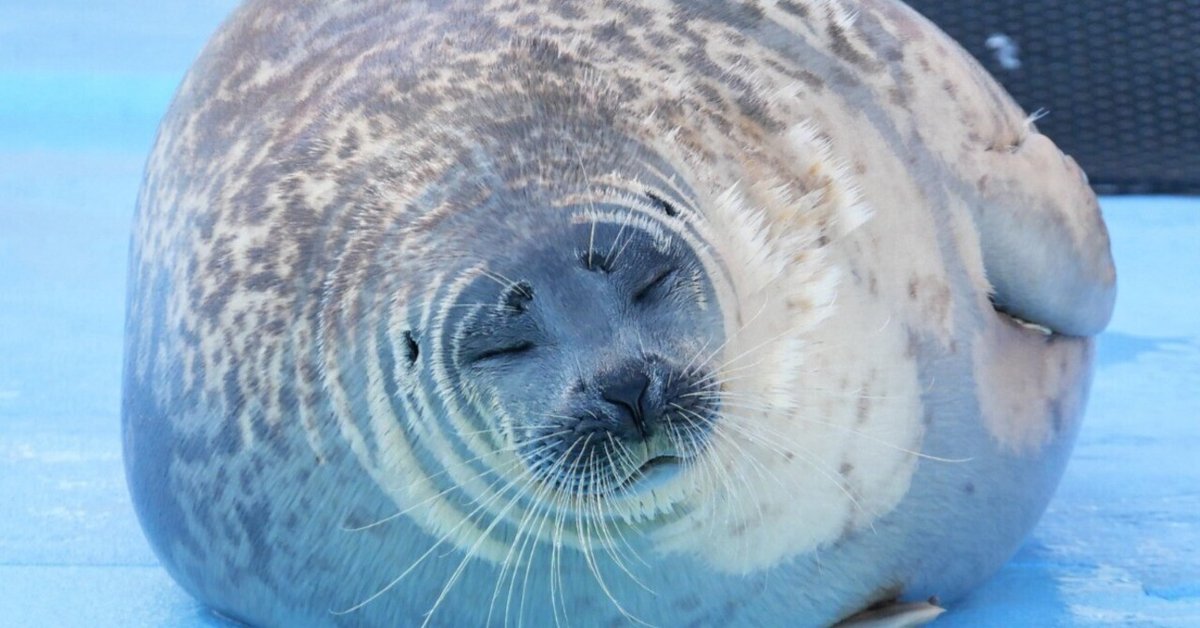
xmin=1 ymin=3 xmax=1197 ymax=626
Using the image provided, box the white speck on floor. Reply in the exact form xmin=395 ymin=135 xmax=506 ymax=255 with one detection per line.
xmin=986 ymin=33 xmax=1022 ymax=70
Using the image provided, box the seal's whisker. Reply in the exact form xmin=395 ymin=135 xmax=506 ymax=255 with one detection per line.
xmin=676 ymin=393 xmax=784 ymax=420
xmin=702 ymin=423 xmax=773 ymax=558
xmin=691 ymin=414 xmax=769 ymax=541
xmin=437 ymin=303 xmax=524 ymax=313
xmin=715 ymin=411 xmax=877 ymax=526
xmin=572 ymin=444 xmax=656 ymax=628
xmin=447 ymin=426 xmax=509 ymax=438
xmin=338 ymin=427 xmax=571 ymax=535
xmin=549 ymin=477 xmax=571 ymax=628
xmin=678 ymin=405 xmax=779 ymax=494
xmin=486 ymin=471 xmax=549 ymax=626
xmin=674 ymin=335 xmax=715 ymax=390
xmin=690 ymin=393 xmax=970 ymax=464
xmin=332 ymin=452 xmax=542 ymax=616
xmin=603 ymin=202 xmax=637 ymax=269
xmin=536 ymin=435 xmax=591 ymax=626
xmin=697 ymin=355 xmax=771 ymax=384
xmin=610 ymin=439 xmax=648 ymax=495
xmin=501 ymin=437 xmax=584 ymax=628
xmin=427 ymin=439 xmax=579 ymax=625
xmin=714 ymin=412 xmax=850 ymax=511
xmin=665 ymin=407 xmax=718 ymax=508
xmin=533 ymin=411 xmax=586 ymax=422
xmin=475 ymin=267 xmax=521 ymax=292
xmin=575 ymin=457 xmax=655 ymax=625
xmin=685 ymin=427 xmax=733 ymax=530
xmin=692 ymin=384 xmax=902 ymax=403
xmin=701 ymin=321 xmax=799 ymax=379
xmin=347 ymin=440 xmax=561 ymax=617
xmin=504 ymin=483 xmax=553 ymax=628
xmin=420 ymin=459 xmax=552 ymax=628
xmin=596 ymin=436 xmax=654 ymax=571
xmin=511 ymin=429 xmax=578 ymax=467
xmin=520 ymin=440 xmax=574 ymax=485
xmin=686 ymin=367 xmax=766 ymax=393
xmin=341 ymin=451 xmax=527 ymax=532
xmin=566 ymin=136 xmax=601 ymax=275
xmin=685 ymin=341 xmax=780 ymax=417
xmin=589 ymin=506 xmax=658 ymax=626
xmin=513 ymin=448 xmax=578 ymax=628
xmin=672 ymin=408 xmax=744 ymax=506
xmin=678 ymin=390 xmax=769 ymax=406
xmin=683 ymin=298 xmax=772 ymax=382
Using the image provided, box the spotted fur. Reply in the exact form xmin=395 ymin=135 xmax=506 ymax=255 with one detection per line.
xmin=123 ymin=1 xmax=1114 ymax=625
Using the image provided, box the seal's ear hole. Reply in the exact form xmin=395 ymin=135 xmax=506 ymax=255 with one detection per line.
xmin=645 ymin=191 xmax=679 ymax=217
xmin=402 ymin=331 xmax=420 ymax=366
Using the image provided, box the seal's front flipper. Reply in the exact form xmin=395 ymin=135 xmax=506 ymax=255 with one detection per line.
xmin=835 ymin=598 xmax=946 ymax=628
xmin=971 ymin=128 xmax=1117 ymax=337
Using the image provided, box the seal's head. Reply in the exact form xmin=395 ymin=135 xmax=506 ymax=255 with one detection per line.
xmin=319 ymin=41 xmax=915 ymax=580
xmin=388 ymin=125 xmax=744 ymax=531
xmin=447 ymin=211 xmax=724 ymax=499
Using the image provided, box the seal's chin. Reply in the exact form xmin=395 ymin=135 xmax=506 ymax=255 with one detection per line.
xmin=619 ymin=454 xmax=688 ymax=494
xmin=527 ymin=449 xmax=699 ymax=499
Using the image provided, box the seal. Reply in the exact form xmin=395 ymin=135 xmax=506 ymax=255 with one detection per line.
xmin=122 ymin=1 xmax=1116 ymax=626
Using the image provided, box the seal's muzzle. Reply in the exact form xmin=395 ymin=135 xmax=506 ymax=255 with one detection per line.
xmin=522 ymin=356 xmax=718 ymax=495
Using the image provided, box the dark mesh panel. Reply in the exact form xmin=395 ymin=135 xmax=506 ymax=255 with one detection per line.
xmin=904 ymin=0 xmax=1200 ymax=194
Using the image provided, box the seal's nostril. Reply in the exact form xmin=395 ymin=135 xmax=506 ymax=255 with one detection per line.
xmin=600 ymin=370 xmax=652 ymax=438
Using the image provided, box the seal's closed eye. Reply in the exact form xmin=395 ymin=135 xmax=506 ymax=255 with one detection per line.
xmin=454 ymin=279 xmax=542 ymax=366
xmin=632 ymin=266 xmax=677 ymax=303
xmin=468 ymin=340 xmax=535 ymax=364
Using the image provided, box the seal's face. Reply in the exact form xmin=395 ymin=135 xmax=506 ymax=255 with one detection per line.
xmin=326 ymin=114 xmax=924 ymax=576
xmin=445 ymin=211 xmax=725 ymax=501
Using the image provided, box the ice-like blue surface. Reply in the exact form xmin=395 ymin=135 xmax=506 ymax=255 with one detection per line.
xmin=1 ymin=2 xmax=1197 ymax=626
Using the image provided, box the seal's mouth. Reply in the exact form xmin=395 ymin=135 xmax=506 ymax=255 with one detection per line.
xmin=618 ymin=454 xmax=687 ymax=493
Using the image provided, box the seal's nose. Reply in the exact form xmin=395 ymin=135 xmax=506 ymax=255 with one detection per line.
xmin=600 ymin=369 xmax=653 ymax=440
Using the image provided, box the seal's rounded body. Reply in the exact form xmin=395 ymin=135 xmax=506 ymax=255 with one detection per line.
xmin=123 ymin=1 xmax=1115 ymax=625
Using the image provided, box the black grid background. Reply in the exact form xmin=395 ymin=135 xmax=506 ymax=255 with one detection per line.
xmin=905 ymin=0 xmax=1200 ymax=194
